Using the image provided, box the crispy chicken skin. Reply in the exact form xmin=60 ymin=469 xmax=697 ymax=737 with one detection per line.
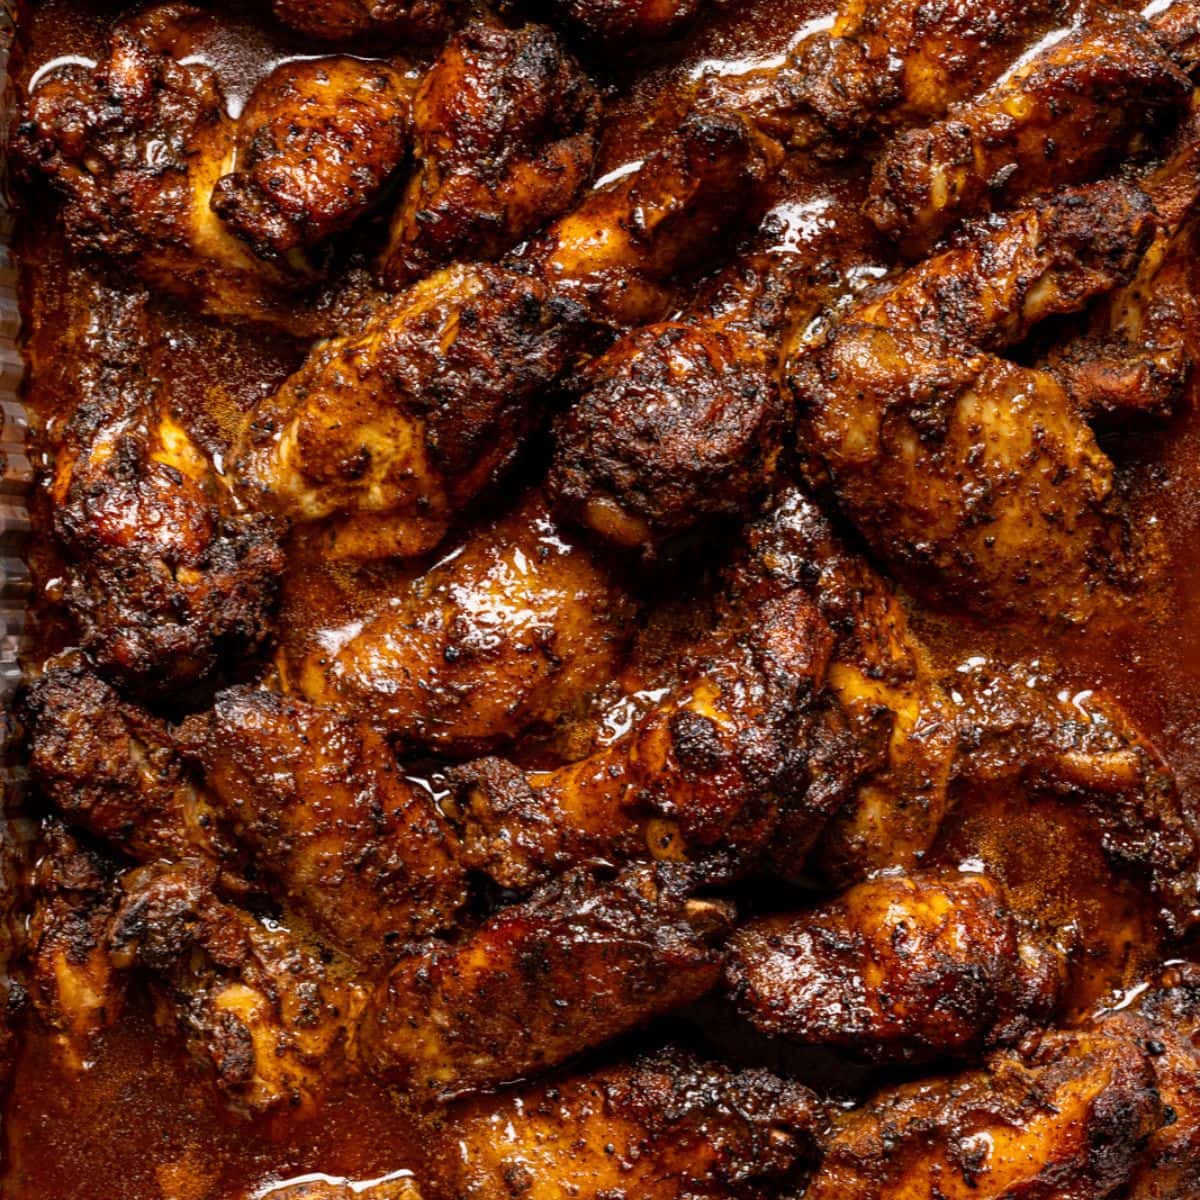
xmin=546 ymin=0 xmax=703 ymax=42
xmin=271 ymin=0 xmax=450 ymax=44
xmin=726 ymin=871 xmax=1067 ymax=1064
xmin=794 ymin=180 xmax=1154 ymax=624
xmin=177 ymin=687 xmax=466 ymax=963
xmin=805 ymin=1023 xmax=1164 ymax=1200
xmin=51 ymin=362 xmax=284 ymax=695
xmin=430 ymin=1048 xmax=821 ymax=1200
xmin=21 ymin=660 xmax=230 ymax=869
xmin=696 ymin=0 xmax=1066 ymax=149
xmin=444 ymin=498 xmax=834 ymax=891
xmin=109 ymin=860 xmax=360 ymax=1116
xmin=212 ymin=57 xmax=414 ymax=261
xmin=547 ymin=321 xmax=785 ymax=552
xmin=234 ymin=263 xmax=586 ymax=562
xmin=357 ymin=864 xmax=734 ymax=1099
xmin=380 ymin=21 xmax=598 ymax=288
xmin=298 ymin=493 xmax=636 ymax=757
xmin=866 ymin=8 xmax=1192 ymax=256
xmin=28 ymin=825 xmax=125 ymax=1069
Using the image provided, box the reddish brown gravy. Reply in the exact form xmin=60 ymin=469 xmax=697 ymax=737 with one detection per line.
xmin=6 ymin=0 xmax=1200 ymax=1195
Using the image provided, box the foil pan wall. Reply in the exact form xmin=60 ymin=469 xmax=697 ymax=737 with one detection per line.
xmin=0 ymin=0 xmax=33 ymax=1102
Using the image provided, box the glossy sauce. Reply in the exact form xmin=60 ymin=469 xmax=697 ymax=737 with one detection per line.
xmin=6 ymin=0 xmax=1200 ymax=1195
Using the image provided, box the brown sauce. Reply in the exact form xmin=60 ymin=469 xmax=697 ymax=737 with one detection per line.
xmin=5 ymin=0 xmax=1199 ymax=1195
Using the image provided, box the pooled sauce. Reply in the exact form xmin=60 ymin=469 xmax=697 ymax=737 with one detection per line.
xmin=6 ymin=0 xmax=1200 ymax=1196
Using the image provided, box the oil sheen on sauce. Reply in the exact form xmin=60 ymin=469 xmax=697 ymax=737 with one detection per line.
xmin=6 ymin=0 xmax=1200 ymax=1196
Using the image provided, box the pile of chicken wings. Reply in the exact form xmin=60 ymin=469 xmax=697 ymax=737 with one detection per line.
xmin=11 ymin=0 xmax=1200 ymax=1195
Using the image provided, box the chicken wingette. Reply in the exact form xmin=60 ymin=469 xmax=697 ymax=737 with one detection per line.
xmin=726 ymin=870 xmax=1067 ymax=1064
xmin=297 ymin=492 xmax=636 ymax=757
xmin=444 ymin=495 xmax=834 ymax=891
xmin=357 ymin=864 xmax=734 ymax=1099
xmin=794 ymin=179 xmax=1155 ymax=624
xmin=426 ymin=1047 xmax=821 ymax=1199
xmin=177 ymin=688 xmax=467 ymax=964
xmin=109 ymin=860 xmax=361 ymax=1117
xmin=866 ymin=6 xmax=1193 ymax=256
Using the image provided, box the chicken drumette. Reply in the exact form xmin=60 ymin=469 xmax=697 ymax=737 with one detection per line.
xmin=726 ymin=870 xmax=1068 ymax=1065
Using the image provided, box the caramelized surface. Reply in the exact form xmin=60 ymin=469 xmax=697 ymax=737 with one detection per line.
xmin=8 ymin=0 xmax=1200 ymax=1197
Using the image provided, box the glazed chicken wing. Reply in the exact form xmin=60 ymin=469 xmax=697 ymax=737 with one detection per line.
xmin=866 ymin=7 xmax=1192 ymax=256
xmin=380 ymin=21 xmax=598 ymax=288
xmin=234 ymin=263 xmax=585 ymax=562
xmin=212 ymin=56 xmax=414 ymax=262
xmin=806 ymin=1023 xmax=1163 ymax=1200
xmin=177 ymin=687 xmax=466 ymax=963
xmin=50 ymin=353 xmax=284 ymax=695
xmin=14 ymin=7 xmax=413 ymax=327
xmin=697 ymin=0 xmax=1066 ymax=150
xmin=794 ymin=180 xmax=1155 ymax=624
xmin=251 ymin=1181 xmax=421 ymax=1200
xmin=22 ymin=659 xmax=230 ymax=869
xmin=358 ymin=864 xmax=734 ymax=1099
xmin=429 ymin=1047 xmax=821 ymax=1200
xmin=444 ymin=498 xmax=834 ymax=892
xmin=726 ymin=870 xmax=1067 ymax=1064
xmin=297 ymin=492 xmax=635 ymax=757
xmin=271 ymin=0 xmax=450 ymax=44
xmin=28 ymin=825 xmax=125 ymax=1069
xmin=109 ymin=860 xmax=360 ymax=1117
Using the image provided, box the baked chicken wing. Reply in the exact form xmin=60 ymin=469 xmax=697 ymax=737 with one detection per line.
xmin=726 ymin=870 xmax=1067 ymax=1064
xmin=380 ymin=21 xmax=598 ymax=288
xmin=357 ymin=864 xmax=734 ymax=1099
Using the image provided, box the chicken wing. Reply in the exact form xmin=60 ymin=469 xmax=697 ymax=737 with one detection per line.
xmin=297 ymin=492 xmax=636 ymax=756
xmin=380 ymin=21 xmax=598 ymax=288
xmin=235 ymin=112 xmax=776 ymax=561
xmin=866 ymin=7 xmax=1191 ymax=257
xmin=109 ymin=860 xmax=360 ymax=1117
xmin=726 ymin=870 xmax=1067 ymax=1064
xmin=428 ymin=1047 xmax=821 ymax=1199
xmin=951 ymin=656 xmax=1200 ymax=938
xmin=21 ymin=659 xmax=232 ymax=870
xmin=50 ymin=359 xmax=284 ymax=695
xmin=13 ymin=7 xmax=413 ymax=326
xmin=234 ymin=263 xmax=585 ymax=562
xmin=271 ymin=0 xmax=450 ymax=44
xmin=794 ymin=180 xmax=1155 ymax=624
xmin=177 ymin=687 xmax=466 ymax=963
xmin=357 ymin=864 xmax=734 ymax=1099
xmin=253 ymin=1180 xmax=421 ymax=1200
xmin=212 ymin=56 xmax=414 ymax=261
xmin=696 ymin=0 xmax=1066 ymax=149
xmin=805 ymin=1023 xmax=1163 ymax=1200
xmin=546 ymin=170 xmax=887 ymax=555
xmin=28 ymin=824 xmax=125 ymax=1069
xmin=444 ymin=497 xmax=833 ymax=892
